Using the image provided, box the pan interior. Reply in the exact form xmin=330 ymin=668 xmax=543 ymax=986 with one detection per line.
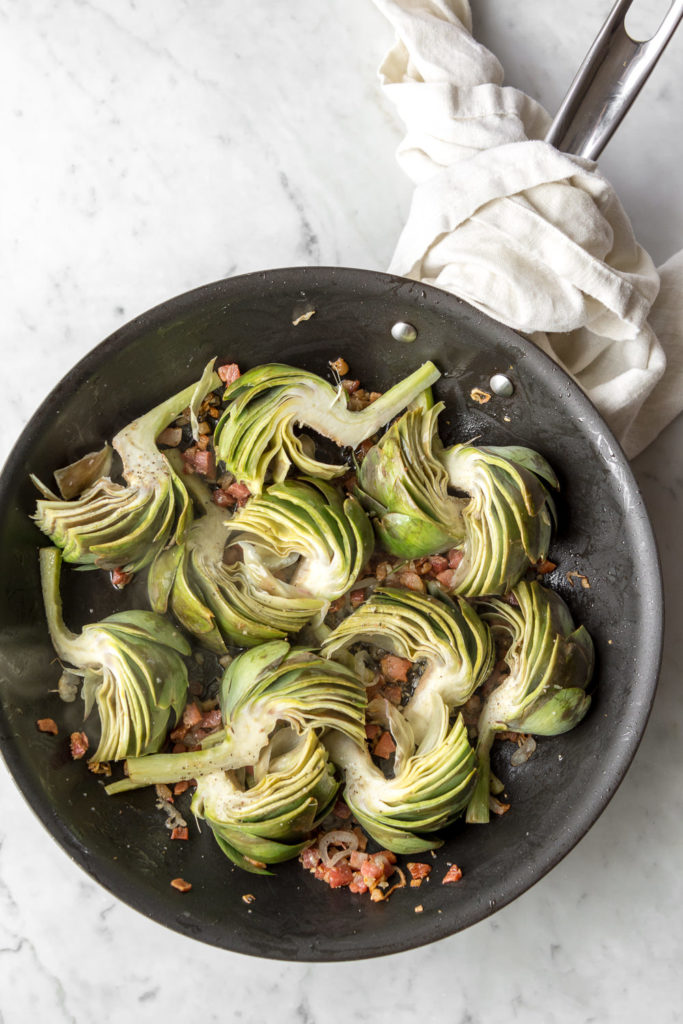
xmin=0 ymin=267 xmax=661 ymax=961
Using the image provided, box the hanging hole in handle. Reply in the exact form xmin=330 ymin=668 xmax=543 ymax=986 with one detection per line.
xmin=625 ymin=0 xmax=673 ymax=41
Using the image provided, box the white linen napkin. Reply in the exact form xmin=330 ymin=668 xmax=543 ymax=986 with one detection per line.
xmin=372 ymin=0 xmax=683 ymax=457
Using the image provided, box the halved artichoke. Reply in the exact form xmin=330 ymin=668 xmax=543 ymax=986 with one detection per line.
xmin=32 ymin=362 xmax=219 ymax=573
xmin=440 ymin=443 xmax=558 ymax=596
xmin=149 ymin=476 xmax=373 ymax=652
xmin=192 ymin=728 xmax=339 ymax=874
xmin=324 ymin=695 xmax=477 ymax=854
xmin=112 ymin=639 xmax=367 ymax=789
xmin=227 ymin=477 xmax=375 ymax=603
xmin=356 ymin=402 xmax=558 ymax=596
xmin=40 ymin=547 xmax=190 ymax=763
xmin=213 ymin=361 xmax=441 ymax=494
xmin=147 ymin=478 xmax=324 ymax=654
xmin=355 ymin=401 xmax=464 ymax=558
xmin=466 ymin=580 xmax=594 ymax=824
xmin=322 ymin=586 xmax=494 ymax=741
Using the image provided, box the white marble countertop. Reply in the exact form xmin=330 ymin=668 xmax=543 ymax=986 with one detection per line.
xmin=2 ymin=1 xmax=682 ymax=1020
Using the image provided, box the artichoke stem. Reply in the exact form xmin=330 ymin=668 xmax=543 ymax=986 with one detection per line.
xmin=122 ymin=736 xmax=237 ymax=787
xmin=465 ymin=729 xmax=495 ymax=825
xmin=115 ymin=367 xmax=220 ymax=476
xmin=39 ymin=547 xmax=78 ymax=658
xmin=309 ymin=362 xmax=441 ymax=447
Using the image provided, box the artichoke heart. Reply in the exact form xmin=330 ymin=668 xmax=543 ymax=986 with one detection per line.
xmin=325 ymin=696 xmax=477 ymax=854
xmin=191 ymin=728 xmax=339 ymax=873
xmin=39 ymin=547 xmax=190 ymax=764
xmin=115 ymin=640 xmax=368 ymax=790
xmin=323 ymin=586 xmax=494 ymax=742
xmin=213 ymin=361 xmax=441 ymax=494
xmin=466 ymin=580 xmax=594 ymax=824
xmin=32 ymin=361 xmax=219 ymax=573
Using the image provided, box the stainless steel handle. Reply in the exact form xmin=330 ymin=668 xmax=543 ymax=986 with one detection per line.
xmin=545 ymin=0 xmax=683 ymax=160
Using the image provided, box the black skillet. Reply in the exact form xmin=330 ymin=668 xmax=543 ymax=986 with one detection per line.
xmin=0 ymin=266 xmax=662 ymax=961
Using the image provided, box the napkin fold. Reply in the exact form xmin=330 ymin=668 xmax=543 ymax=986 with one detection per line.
xmin=373 ymin=0 xmax=683 ymax=457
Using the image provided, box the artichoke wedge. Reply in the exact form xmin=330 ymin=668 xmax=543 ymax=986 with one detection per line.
xmin=466 ymin=580 xmax=594 ymax=824
xmin=226 ymin=478 xmax=375 ymax=603
xmin=356 ymin=402 xmax=558 ymax=595
xmin=40 ymin=547 xmax=189 ymax=763
xmin=149 ymin=476 xmax=373 ymax=651
xmin=32 ymin=361 xmax=219 ymax=573
xmin=325 ymin=696 xmax=477 ymax=854
xmin=192 ymin=728 xmax=339 ymax=874
xmin=164 ymin=541 xmax=325 ymax=653
xmin=323 ymin=586 xmax=494 ymax=742
xmin=439 ymin=443 xmax=558 ymax=596
xmin=113 ymin=640 xmax=367 ymax=790
xmin=355 ymin=402 xmax=465 ymax=558
xmin=148 ymin=483 xmax=325 ymax=653
xmin=213 ymin=361 xmax=441 ymax=494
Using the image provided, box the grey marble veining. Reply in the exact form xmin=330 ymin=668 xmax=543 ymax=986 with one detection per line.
xmin=2 ymin=1 xmax=683 ymax=1021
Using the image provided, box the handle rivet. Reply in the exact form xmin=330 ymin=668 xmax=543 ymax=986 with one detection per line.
xmin=490 ymin=373 xmax=514 ymax=397
xmin=391 ymin=322 xmax=418 ymax=343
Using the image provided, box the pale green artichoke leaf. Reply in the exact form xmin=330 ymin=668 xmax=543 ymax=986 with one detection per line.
xmin=213 ymin=823 xmax=310 ymax=866
xmin=147 ymin=543 xmax=183 ymax=614
xmin=407 ymin=386 xmax=435 ymax=412
xmin=482 ymin=445 xmax=559 ymax=489
xmin=212 ymin=831 xmax=275 ymax=874
xmin=438 ymin=442 xmax=557 ymax=596
xmin=53 ymin=444 xmax=113 ymax=500
xmin=189 ymin=359 xmax=220 ymax=443
xmin=366 ymin=696 xmax=415 ymax=775
xmin=512 ymin=687 xmax=592 ymax=736
xmin=347 ymin=808 xmax=443 ymax=855
xmin=81 ymin=667 xmax=101 ymax=720
xmin=101 ymin=609 xmax=191 ymax=655
xmin=373 ymin=511 xmax=457 ymax=559
xmin=220 ymin=639 xmax=291 ymax=716
xmin=170 ymin=547 xmax=228 ymax=655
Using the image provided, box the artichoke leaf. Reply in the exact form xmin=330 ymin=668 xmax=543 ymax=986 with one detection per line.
xmin=439 ymin=443 xmax=558 ymax=596
xmin=53 ymin=444 xmax=114 ymax=500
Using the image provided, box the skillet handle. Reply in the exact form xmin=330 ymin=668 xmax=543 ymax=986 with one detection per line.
xmin=545 ymin=0 xmax=683 ymax=160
